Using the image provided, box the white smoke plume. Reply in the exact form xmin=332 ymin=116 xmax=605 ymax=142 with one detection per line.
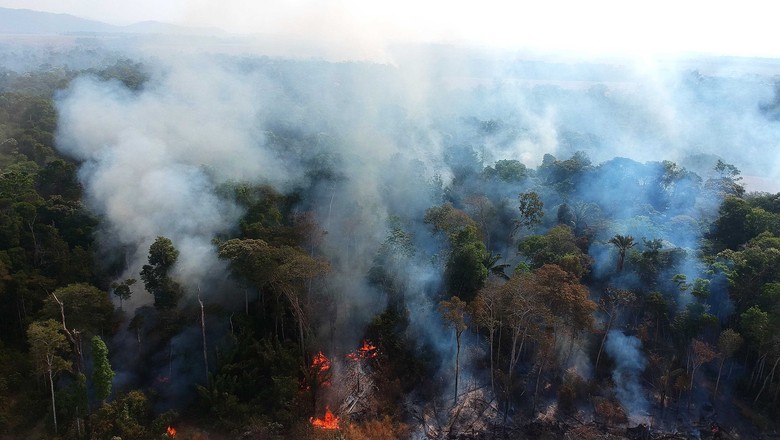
xmin=55 ymin=61 xmax=296 ymax=293
xmin=605 ymin=330 xmax=649 ymax=420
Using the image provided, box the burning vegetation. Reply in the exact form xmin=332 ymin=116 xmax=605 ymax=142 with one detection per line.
xmin=4 ymin=35 xmax=780 ymax=440
xmin=310 ymin=406 xmax=340 ymax=430
xmin=346 ymin=340 xmax=378 ymax=362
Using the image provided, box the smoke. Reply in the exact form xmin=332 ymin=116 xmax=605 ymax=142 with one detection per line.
xmin=54 ymin=52 xmax=457 ymax=347
xmin=47 ymin=42 xmax=780 ymax=415
xmin=55 ymin=61 xmax=291 ymax=294
xmin=605 ymin=330 xmax=648 ymax=420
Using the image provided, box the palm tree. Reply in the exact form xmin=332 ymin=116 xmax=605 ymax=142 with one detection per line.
xmin=608 ymin=234 xmax=635 ymax=272
xmin=483 ymin=252 xmax=510 ymax=280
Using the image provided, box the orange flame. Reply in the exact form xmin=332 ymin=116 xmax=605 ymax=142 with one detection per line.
xmin=347 ymin=340 xmax=378 ymax=361
xmin=310 ymin=406 xmax=340 ymax=430
xmin=312 ymin=351 xmax=330 ymax=372
xmin=166 ymin=425 xmax=177 ymax=437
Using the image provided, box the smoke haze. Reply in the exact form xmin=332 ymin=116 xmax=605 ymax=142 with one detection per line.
xmin=44 ymin=42 xmax=780 ymax=420
xmin=53 ymin=46 xmax=780 ymax=323
xmin=605 ymin=330 xmax=648 ymax=419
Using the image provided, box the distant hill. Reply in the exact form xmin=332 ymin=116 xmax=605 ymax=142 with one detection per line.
xmin=0 ymin=7 xmax=225 ymax=36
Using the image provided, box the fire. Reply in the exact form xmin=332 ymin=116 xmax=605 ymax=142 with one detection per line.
xmin=308 ymin=351 xmax=332 ymax=389
xmin=310 ymin=406 xmax=340 ymax=430
xmin=312 ymin=351 xmax=330 ymax=372
xmin=347 ymin=340 xmax=378 ymax=361
xmin=166 ymin=425 xmax=177 ymax=437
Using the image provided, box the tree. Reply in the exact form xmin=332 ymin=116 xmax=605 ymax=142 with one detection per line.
xmin=218 ymin=238 xmax=329 ymax=354
xmin=439 ymin=297 xmax=468 ymax=405
xmin=482 ymin=159 xmax=528 ymax=182
xmin=533 ymin=264 xmax=596 ymax=335
xmin=721 ymin=232 xmax=780 ymax=310
xmin=368 ymin=216 xmax=416 ymax=304
xmin=140 ymin=237 xmax=183 ymax=311
xmin=608 ymin=234 xmax=635 ymax=273
xmin=424 ymin=204 xmax=490 ymax=301
xmin=557 ymin=203 xmax=575 ymax=228
xmin=42 ymin=284 xmax=115 ymax=374
xmin=595 ymin=287 xmax=636 ymax=370
xmin=43 ymin=284 xmax=115 ymax=327
xmin=519 ymin=225 xmax=591 ymax=278
xmin=713 ymin=329 xmax=743 ymax=399
xmin=472 ymin=283 xmax=503 ymax=394
xmin=423 ymin=203 xmax=472 ymax=236
xmin=88 ymin=390 xmax=154 ymax=439
xmin=514 ymin=191 xmax=544 ymax=237
xmin=91 ymin=335 xmax=114 ymax=403
xmin=27 ymin=319 xmax=71 ymax=434
xmin=111 ymin=278 xmax=136 ymax=311
xmin=500 ymin=270 xmax=550 ymax=415
xmin=689 ymin=339 xmax=716 ymax=408
xmin=464 ymin=195 xmax=496 ymax=249
xmin=445 ymin=225 xmax=488 ymax=301
xmin=483 ymin=252 xmax=510 ymax=280
xmin=705 ymin=159 xmax=745 ymax=197
xmin=710 ymin=196 xmax=753 ymax=251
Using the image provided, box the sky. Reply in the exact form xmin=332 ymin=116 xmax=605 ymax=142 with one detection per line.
xmin=0 ymin=0 xmax=777 ymax=59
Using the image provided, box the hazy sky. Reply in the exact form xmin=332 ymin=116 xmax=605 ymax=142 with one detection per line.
xmin=0 ymin=0 xmax=776 ymax=58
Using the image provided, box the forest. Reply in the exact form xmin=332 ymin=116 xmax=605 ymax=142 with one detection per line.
xmin=1 ymin=43 xmax=780 ymax=440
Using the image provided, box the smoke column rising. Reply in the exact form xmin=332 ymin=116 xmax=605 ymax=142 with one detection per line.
xmin=605 ymin=330 xmax=649 ymax=421
xmin=55 ymin=61 xmax=301 ymax=293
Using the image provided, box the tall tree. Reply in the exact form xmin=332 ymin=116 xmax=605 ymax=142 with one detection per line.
xmin=464 ymin=195 xmax=497 ymax=249
xmin=91 ymin=335 xmax=114 ymax=403
xmin=28 ymin=319 xmax=71 ymax=434
xmin=514 ymin=191 xmax=544 ymax=238
xmin=218 ymin=238 xmax=329 ymax=354
xmin=705 ymin=159 xmax=745 ymax=197
xmin=689 ymin=339 xmax=716 ymax=408
xmin=140 ymin=236 xmax=183 ymax=311
xmin=608 ymin=234 xmax=635 ymax=273
xmin=595 ymin=287 xmax=636 ymax=370
xmin=713 ymin=328 xmax=743 ymax=400
xmin=472 ymin=283 xmax=503 ymax=395
xmin=445 ymin=224 xmax=489 ymax=301
xmin=439 ymin=297 xmax=468 ymax=405
xmin=111 ymin=278 xmax=136 ymax=311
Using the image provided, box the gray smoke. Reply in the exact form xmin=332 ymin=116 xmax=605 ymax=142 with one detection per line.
xmin=55 ymin=61 xmax=294 ymax=294
xmin=605 ymin=330 xmax=648 ymax=419
xmin=52 ymin=44 xmax=780 ymax=382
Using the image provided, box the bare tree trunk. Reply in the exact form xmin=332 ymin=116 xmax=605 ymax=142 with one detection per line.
xmin=752 ymin=353 xmax=767 ymax=389
xmin=51 ymin=292 xmax=83 ymax=374
xmin=198 ymin=293 xmax=209 ymax=385
xmin=595 ymin=313 xmax=615 ymax=370
xmin=75 ymin=406 xmax=81 ymax=438
xmin=532 ymin=353 xmax=547 ymax=411
xmin=454 ymin=332 xmax=461 ymax=406
xmin=688 ymin=365 xmax=698 ymax=410
xmin=714 ymin=356 xmax=726 ymax=400
xmin=755 ymin=356 xmax=780 ymax=404
xmin=28 ymin=219 xmax=39 ymax=266
xmin=16 ymin=294 xmax=24 ymax=334
xmin=488 ymin=327 xmax=495 ymax=395
xmin=47 ymin=362 xmax=57 ymax=434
